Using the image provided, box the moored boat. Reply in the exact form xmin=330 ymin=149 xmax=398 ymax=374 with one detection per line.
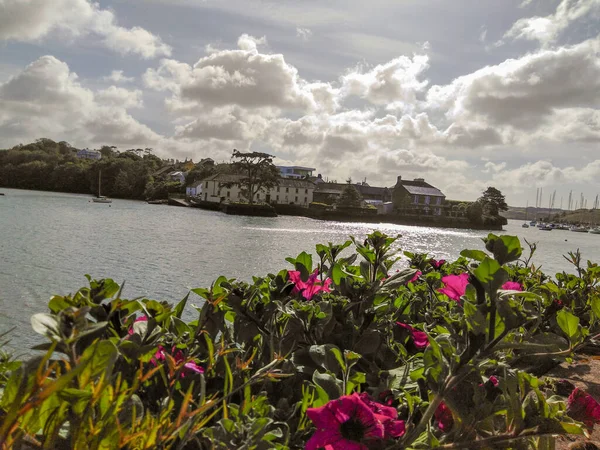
xmin=92 ymin=170 xmax=112 ymax=204
xmin=570 ymin=226 xmax=589 ymax=233
xmin=589 ymin=227 xmax=600 ymax=235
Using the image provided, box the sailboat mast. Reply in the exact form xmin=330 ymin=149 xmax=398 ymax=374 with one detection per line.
xmin=99 ymin=170 xmax=102 ymax=197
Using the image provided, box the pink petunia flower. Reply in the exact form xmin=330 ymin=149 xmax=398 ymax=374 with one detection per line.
xmin=430 ymin=259 xmax=446 ymax=269
xmin=306 ymin=393 xmax=385 ymax=450
xmin=288 ymin=269 xmax=332 ymax=300
xmin=150 ymin=345 xmax=203 ymax=378
xmin=127 ymin=315 xmax=148 ymax=335
xmin=434 ymin=401 xmax=454 ymax=433
xmin=358 ymin=393 xmax=405 ymax=438
xmin=397 ymin=322 xmax=429 ymax=349
xmin=489 ymin=376 xmax=499 ymax=387
xmin=438 ymin=273 xmax=470 ymax=302
xmin=501 ymin=281 xmax=523 ymax=291
xmin=567 ymin=388 xmax=600 ymax=428
xmin=408 ymin=271 xmax=422 ymax=284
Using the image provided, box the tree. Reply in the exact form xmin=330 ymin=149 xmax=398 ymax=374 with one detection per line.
xmin=225 ymin=150 xmax=280 ymax=204
xmin=337 ymin=183 xmax=363 ymax=208
xmin=479 ymin=187 xmax=508 ymax=216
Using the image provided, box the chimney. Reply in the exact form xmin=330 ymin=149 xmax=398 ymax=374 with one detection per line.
xmin=396 ymin=175 xmax=402 ymax=185
xmin=414 ymin=178 xmax=425 ymax=183
xmin=317 ymin=174 xmax=322 ymax=179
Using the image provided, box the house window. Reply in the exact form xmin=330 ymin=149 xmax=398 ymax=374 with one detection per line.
xmin=276 ymin=195 xmax=279 ymax=201
xmin=257 ymin=194 xmax=260 ymax=200
xmin=413 ymin=195 xmax=418 ymax=204
xmin=305 ymin=188 xmax=308 ymax=194
xmin=205 ymin=182 xmax=208 ymax=188
xmin=425 ymin=196 xmax=430 ymax=204
xmin=295 ymin=196 xmax=298 ymax=202
xmin=286 ymin=187 xmax=289 ymax=193
xmin=304 ymin=197 xmax=307 ymax=203
xmin=296 ymin=188 xmax=299 ymax=193
xmin=204 ymin=193 xmax=207 ymax=200
xmin=436 ymin=197 xmax=441 ymax=205
xmin=227 ymin=191 xmax=230 ymax=198
xmin=277 ymin=187 xmax=280 ymax=192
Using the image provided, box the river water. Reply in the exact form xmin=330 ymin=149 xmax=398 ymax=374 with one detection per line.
xmin=2 ymin=188 xmax=599 ymax=352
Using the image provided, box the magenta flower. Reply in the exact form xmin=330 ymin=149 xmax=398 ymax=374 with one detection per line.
xmin=358 ymin=393 xmax=405 ymax=438
xmin=501 ymin=281 xmax=522 ymax=291
xmin=434 ymin=401 xmax=454 ymax=432
xmin=397 ymin=322 xmax=429 ymax=349
xmin=567 ymin=388 xmax=600 ymax=428
xmin=150 ymin=345 xmax=203 ymax=377
xmin=183 ymin=361 xmax=204 ymax=375
xmin=430 ymin=259 xmax=446 ymax=269
xmin=127 ymin=315 xmax=148 ymax=335
xmin=408 ymin=271 xmax=422 ymax=284
xmin=306 ymin=393 xmax=385 ymax=450
xmin=438 ymin=273 xmax=470 ymax=302
xmin=288 ymin=269 xmax=332 ymax=300
xmin=489 ymin=376 xmax=499 ymax=387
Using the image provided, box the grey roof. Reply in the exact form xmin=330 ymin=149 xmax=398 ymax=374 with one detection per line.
xmin=200 ymin=173 xmax=245 ymax=183
xmin=401 ymin=184 xmax=445 ymax=197
xmin=277 ymin=178 xmax=315 ymax=188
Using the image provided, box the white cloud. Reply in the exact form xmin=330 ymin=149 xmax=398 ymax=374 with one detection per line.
xmin=0 ymin=56 xmax=159 ymax=147
xmin=502 ymin=0 xmax=600 ymax=46
xmin=340 ymin=54 xmax=430 ymax=110
xmin=144 ymin=35 xmax=338 ymax=113
xmin=102 ymin=70 xmax=135 ymax=84
xmin=96 ymin=86 xmax=143 ymax=109
xmin=296 ymin=27 xmax=312 ymax=41
xmin=426 ymin=37 xmax=600 ymax=130
xmin=0 ymin=0 xmax=171 ymax=58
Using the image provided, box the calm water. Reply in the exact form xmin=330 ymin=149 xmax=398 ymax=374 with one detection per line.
xmin=2 ymin=188 xmax=599 ymax=352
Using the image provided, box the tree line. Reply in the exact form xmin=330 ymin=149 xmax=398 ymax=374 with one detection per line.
xmin=0 ymin=138 xmax=215 ymax=200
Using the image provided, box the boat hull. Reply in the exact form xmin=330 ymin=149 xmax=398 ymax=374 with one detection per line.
xmin=92 ymin=197 xmax=112 ymax=203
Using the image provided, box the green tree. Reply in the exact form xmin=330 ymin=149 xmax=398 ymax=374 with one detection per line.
xmin=337 ymin=183 xmax=363 ymax=208
xmin=479 ymin=187 xmax=508 ymax=216
xmin=225 ymin=150 xmax=280 ymax=204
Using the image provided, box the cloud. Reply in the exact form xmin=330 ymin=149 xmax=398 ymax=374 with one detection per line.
xmin=296 ymin=27 xmax=312 ymax=41
xmin=340 ymin=54 xmax=430 ymax=110
xmin=96 ymin=86 xmax=143 ymax=109
xmin=144 ymin=34 xmax=338 ymax=113
xmin=102 ymin=70 xmax=135 ymax=84
xmin=502 ymin=0 xmax=600 ymax=46
xmin=426 ymin=37 xmax=600 ymax=130
xmin=0 ymin=0 xmax=171 ymax=58
xmin=0 ymin=55 xmax=159 ymax=147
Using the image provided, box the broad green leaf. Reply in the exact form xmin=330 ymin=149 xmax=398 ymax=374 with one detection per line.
xmin=312 ymin=371 xmax=342 ymax=401
xmin=556 ymin=309 xmax=579 ymax=340
xmin=31 ymin=313 xmax=61 ymax=340
xmin=460 ymin=249 xmax=488 ymax=261
xmin=591 ymin=297 xmax=600 ymax=321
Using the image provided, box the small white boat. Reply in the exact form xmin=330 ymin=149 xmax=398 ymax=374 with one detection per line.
xmin=539 ymin=225 xmax=552 ymax=231
xmin=92 ymin=170 xmax=112 ymax=204
xmin=529 ymin=221 xmax=537 ymax=226
xmin=522 ymin=223 xmax=529 ymax=228
xmin=589 ymin=227 xmax=600 ymax=235
xmin=92 ymin=196 xmax=112 ymax=204
xmin=570 ymin=226 xmax=588 ymax=233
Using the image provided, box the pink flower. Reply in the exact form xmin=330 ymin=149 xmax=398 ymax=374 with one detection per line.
xmin=438 ymin=273 xmax=470 ymax=302
xmin=288 ymin=269 xmax=332 ymax=300
xmin=358 ymin=393 xmax=405 ymax=438
xmin=489 ymin=376 xmax=499 ymax=387
xmin=430 ymin=259 xmax=446 ymax=269
xmin=183 ymin=361 xmax=204 ymax=375
xmin=408 ymin=271 xmax=422 ymax=284
xmin=306 ymin=393 xmax=385 ymax=450
xmin=150 ymin=345 xmax=203 ymax=378
xmin=567 ymin=388 xmax=600 ymax=428
xmin=127 ymin=315 xmax=148 ymax=335
xmin=434 ymin=401 xmax=454 ymax=432
xmin=397 ymin=322 xmax=429 ymax=349
xmin=151 ymin=345 xmax=166 ymax=366
xmin=501 ymin=281 xmax=523 ymax=291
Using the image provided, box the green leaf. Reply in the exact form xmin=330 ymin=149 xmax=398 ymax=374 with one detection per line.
xmin=331 ymin=263 xmax=345 ymax=285
xmin=460 ymin=249 xmax=488 ymax=261
xmin=474 ymin=257 xmax=507 ymax=293
xmin=31 ymin=313 xmax=61 ymax=340
xmin=174 ymin=292 xmax=189 ymax=319
xmin=295 ymin=251 xmax=313 ymax=272
xmin=463 ymin=302 xmax=487 ymax=335
xmin=423 ymin=337 xmax=444 ymax=387
xmin=591 ymin=297 xmax=600 ymax=321
xmin=556 ymin=309 xmax=580 ymax=340
xmin=312 ymin=371 xmax=342 ymax=400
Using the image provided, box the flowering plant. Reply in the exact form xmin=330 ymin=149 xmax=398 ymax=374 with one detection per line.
xmin=1 ymin=232 xmax=600 ymax=449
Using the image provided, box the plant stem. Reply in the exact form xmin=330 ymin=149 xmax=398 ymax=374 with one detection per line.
xmin=429 ymin=430 xmax=554 ymax=449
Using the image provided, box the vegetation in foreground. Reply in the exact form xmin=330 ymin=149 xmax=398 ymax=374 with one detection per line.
xmin=2 ymin=240 xmax=600 ymax=448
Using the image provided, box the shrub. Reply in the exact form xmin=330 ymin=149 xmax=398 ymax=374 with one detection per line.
xmin=1 ymin=233 xmax=600 ymax=449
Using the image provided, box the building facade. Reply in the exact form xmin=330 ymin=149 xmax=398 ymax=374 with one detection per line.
xmin=276 ymin=166 xmax=316 ymax=179
xmin=193 ymin=173 xmax=315 ymax=206
xmin=313 ymin=182 xmax=391 ymax=206
xmin=76 ymin=149 xmax=101 ymax=160
xmin=391 ymin=176 xmax=445 ymax=215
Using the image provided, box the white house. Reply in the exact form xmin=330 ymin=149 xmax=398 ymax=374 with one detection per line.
xmin=194 ymin=173 xmax=315 ymax=206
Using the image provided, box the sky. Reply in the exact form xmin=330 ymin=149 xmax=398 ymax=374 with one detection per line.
xmin=0 ymin=0 xmax=599 ymax=206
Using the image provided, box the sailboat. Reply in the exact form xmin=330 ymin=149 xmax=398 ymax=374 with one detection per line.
xmin=522 ymin=201 xmax=530 ymax=228
xmin=92 ymin=170 xmax=112 ymax=203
